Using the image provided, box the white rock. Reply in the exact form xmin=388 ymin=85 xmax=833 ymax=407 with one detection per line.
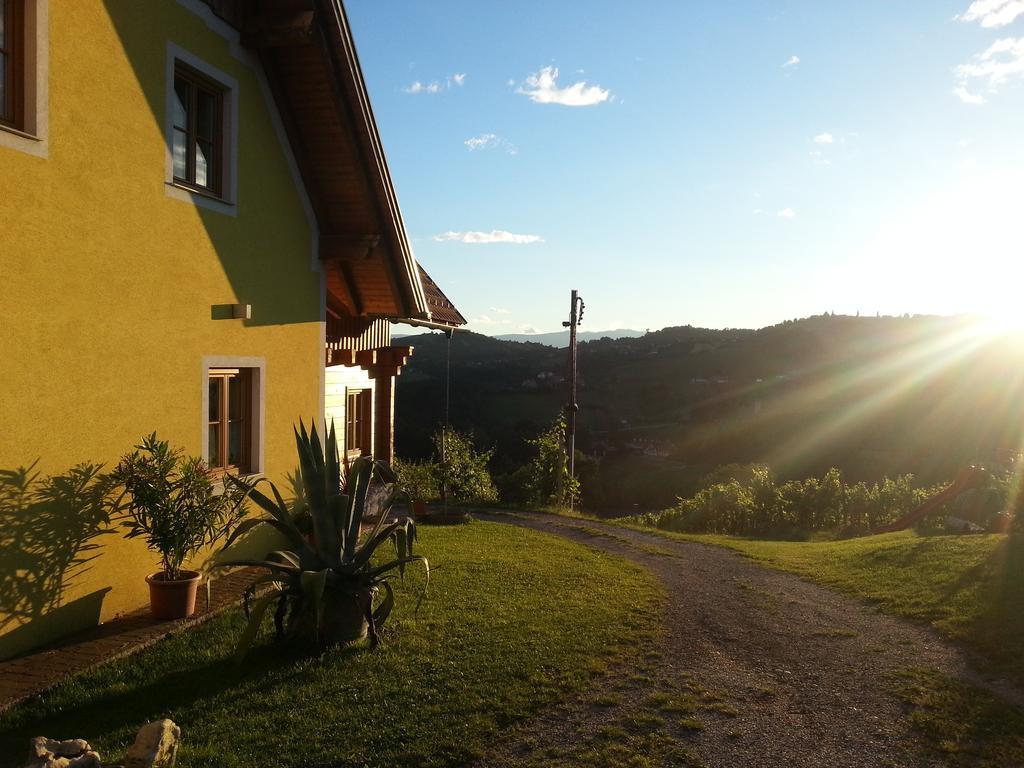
xmin=23 ymin=758 xmax=70 ymax=768
xmin=54 ymin=740 xmax=91 ymax=758
xmin=30 ymin=738 xmax=60 ymax=759
xmin=25 ymin=737 xmax=91 ymax=768
xmin=124 ymin=719 xmax=180 ymax=768
xmin=67 ymin=752 xmax=102 ymax=768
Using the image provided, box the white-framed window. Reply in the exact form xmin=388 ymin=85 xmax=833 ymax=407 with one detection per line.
xmin=202 ymin=357 xmax=264 ymax=476
xmin=0 ymin=0 xmax=48 ymax=158
xmin=165 ymin=43 xmax=238 ymax=215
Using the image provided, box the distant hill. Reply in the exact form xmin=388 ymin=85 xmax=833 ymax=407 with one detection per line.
xmin=395 ymin=315 xmax=1024 ymax=513
xmin=493 ymin=329 xmax=644 ymax=347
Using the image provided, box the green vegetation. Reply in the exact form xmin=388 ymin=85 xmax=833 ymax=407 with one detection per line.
xmin=393 ymin=428 xmax=498 ymax=505
xmin=629 ymin=525 xmax=1024 ymax=684
xmin=894 ymin=668 xmax=1024 ymax=766
xmin=220 ymin=423 xmax=424 ymax=654
xmin=110 ymin=433 xmax=247 ymax=579
xmin=633 ymin=465 xmax=938 ymax=538
xmin=398 ymin=316 xmax=1024 ymax=512
xmin=497 ymin=415 xmax=580 ymax=510
xmin=0 ymin=523 xmax=661 ymax=768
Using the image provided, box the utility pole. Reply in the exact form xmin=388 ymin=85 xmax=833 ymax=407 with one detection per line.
xmin=440 ymin=329 xmax=453 ymax=510
xmin=562 ymin=289 xmax=584 ymax=510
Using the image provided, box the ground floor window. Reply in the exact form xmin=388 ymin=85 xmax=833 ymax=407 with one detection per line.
xmin=346 ymin=387 xmax=372 ymax=457
xmin=208 ymin=367 xmax=253 ymax=473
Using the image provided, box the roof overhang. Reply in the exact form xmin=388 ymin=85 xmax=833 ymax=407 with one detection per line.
xmin=208 ymin=0 xmax=436 ymax=322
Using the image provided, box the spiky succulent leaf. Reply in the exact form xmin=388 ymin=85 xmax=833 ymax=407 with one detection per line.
xmin=373 ymin=580 xmax=395 ymax=625
xmin=296 ymin=422 xmax=344 ymax=564
xmin=365 ymin=554 xmax=429 ymax=582
xmin=343 ymin=457 xmax=374 ymax=561
xmin=298 ymin=569 xmax=329 ymax=644
xmin=393 ymin=527 xmax=409 ymax=576
xmin=234 ymin=589 xmax=284 ymax=663
xmin=350 ymin=518 xmax=412 ymax=571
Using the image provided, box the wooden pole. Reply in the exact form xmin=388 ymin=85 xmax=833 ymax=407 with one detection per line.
xmin=563 ymin=290 xmax=581 ymax=510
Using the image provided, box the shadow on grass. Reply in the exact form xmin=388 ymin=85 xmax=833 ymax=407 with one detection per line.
xmin=961 ymin=534 xmax=1024 ymax=680
xmin=0 ymin=617 xmax=366 ymax=765
xmin=895 ymin=666 xmax=1024 ymax=766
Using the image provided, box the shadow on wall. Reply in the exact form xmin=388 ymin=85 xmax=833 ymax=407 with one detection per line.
xmin=100 ymin=0 xmax=322 ymax=331
xmin=0 ymin=463 xmax=116 ymax=661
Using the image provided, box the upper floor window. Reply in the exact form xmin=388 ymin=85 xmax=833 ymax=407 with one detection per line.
xmin=0 ymin=0 xmax=23 ymax=129
xmin=173 ymin=63 xmax=224 ymax=196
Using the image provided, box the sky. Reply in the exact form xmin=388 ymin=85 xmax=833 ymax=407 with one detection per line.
xmin=345 ymin=1 xmax=1024 ymax=336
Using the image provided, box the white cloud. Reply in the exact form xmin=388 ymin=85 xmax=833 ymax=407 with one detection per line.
xmin=465 ymin=133 xmax=497 ymax=150
xmin=953 ymin=85 xmax=987 ymax=104
xmin=954 ymin=37 xmax=1024 ymax=102
xmin=472 ymin=314 xmax=511 ymax=326
xmin=813 ymin=132 xmax=834 ymax=144
xmin=433 ymin=230 xmax=544 ymax=244
xmin=782 ymin=55 xmax=801 ymax=68
xmin=957 ymin=0 xmax=1024 ymax=28
xmin=404 ymin=80 xmax=441 ymax=94
xmin=777 ymin=208 xmax=797 ymax=219
xmin=516 ymin=66 xmax=611 ymax=107
xmin=490 ymin=307 xmax=511 ymax=315
xmin=464 ymin=133 xmax=518 ymax=154
xmin=809 ymin=150 xmax=832 ymax=166
xmin=404 ymin=73 xmax=467 ymax=94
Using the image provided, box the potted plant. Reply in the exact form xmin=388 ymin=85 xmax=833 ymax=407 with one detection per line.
xmin=110 ymin=433 xmax=247 ymax=620
xmin=218 ymin=421 xmax=427 ymax=657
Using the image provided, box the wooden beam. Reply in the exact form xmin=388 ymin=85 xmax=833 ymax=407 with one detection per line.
xmin=242 ymin=11 xmax=316 ymax=49
xmin=328 ymin=349 xmax=357 ymax=367
xmin=319 ymin=233 xmax=380 ymax=262
xmin=339 ymin=262 xmax=364 ymax=316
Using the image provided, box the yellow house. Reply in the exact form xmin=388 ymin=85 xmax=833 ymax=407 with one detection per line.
xmin=0 ymin=0 xmax=464 ymax=660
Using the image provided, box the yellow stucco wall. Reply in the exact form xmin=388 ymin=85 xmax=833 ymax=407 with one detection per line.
xmin=0 ymin=1 xmax=324 ymax=658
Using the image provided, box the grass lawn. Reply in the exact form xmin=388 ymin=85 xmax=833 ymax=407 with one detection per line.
xmin=626 ymin=524 xmax=1024 ymax=683
xmin=0 ymin=522 xmax=662 ymax=768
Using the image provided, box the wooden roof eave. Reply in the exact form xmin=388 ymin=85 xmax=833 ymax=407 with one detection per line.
xmin=239 ymin=0 xmax=430 ymax=322
xmin=314 ymin=0 xmax=429 ymax=322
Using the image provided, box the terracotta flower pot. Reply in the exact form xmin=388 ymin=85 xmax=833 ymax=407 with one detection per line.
xmin=145 ymin=570 xmax=202 ymax=620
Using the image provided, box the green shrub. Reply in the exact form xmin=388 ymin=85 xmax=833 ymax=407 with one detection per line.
xmin=516 ymin=415 xmax=580 ymax=509
xmin=637 ymin=464 xmax=938 ymax=538
xmin=392 ymin=457 xmax=440 ymax=502
xmin=434 ymin=430 xmax=499 ymax=505
xmin=109 ymin=433 xmax=247 ymax=579
xmin=394 ymin=429 xmax=498 ymax=506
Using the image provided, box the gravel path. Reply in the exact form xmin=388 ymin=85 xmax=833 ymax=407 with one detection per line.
xmin=474 ymin=512 xmax=1023 ymax=768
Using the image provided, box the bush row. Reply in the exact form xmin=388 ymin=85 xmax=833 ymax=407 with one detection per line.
xmin=632 ymin=465 xmax=941 ymax=538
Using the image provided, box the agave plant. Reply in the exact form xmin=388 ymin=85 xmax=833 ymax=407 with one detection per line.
xmin=217 ymin=421 xmax=427 ymax=659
